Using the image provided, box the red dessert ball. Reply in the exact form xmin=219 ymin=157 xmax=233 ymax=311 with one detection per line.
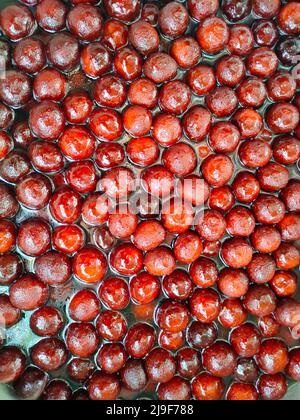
xmin=108 ymin=204 xmax=137 ymax=239
xmin=218 ymin=268 xmax=249 ymax=299
xmin=267 ymin=103 xmax=299 ymax=134
xmin=73 ymin=247 xmax=107 ymax=284
xmin=35 ymin=251 xmax=72 ymax=286
xmin=69 ymin=290 xmax=100 ymax=323
xmin=110 ymin=243 xmax=143 ymax=276
xmin=13 ymin=38 xmax=45 ymax=75
xmin=97 ymin=343 xmax=127 ymax=375
xmin=228 ymin=24 xmax=254 ymax=56
xmin=123 ymin=105 xmax=152 ymax=137
xmin=53 ymin=225 xmax=85 ymax=255
xmin=174 ymin=231 xmax=203 ymax=264
xmin=144 ymin=247 xmax=176 ymax=277
xmin=104 ymin=0 xmax=141 ymax=23
xmin=0 ymin=5 xmax=35 ymax=41
xmin=287 ymin=349 xmax=300 ymax=381
xmin=99 ymin=277 xmax=130 ymax=311
xmin=190 ymin=288 xmax=221 ymax=324
xmin=29 ymin=102 xmax=65 ymax=141
xmin=30 ymin=306 xmax=64 ymax=337
xmin=145 ymin=348 xmax=176 ymax=383
xmin=159 ymin=81 xmax=191 ymax=115
xmin=125 ymin=323 xmax=156 ymax=359
xmin=158 ymin=2 xmax=189 ymax=39
xmin=36 ymin=0 xmax=66 ymax=32
xmin=17 ymin=218 xmax=51 ymax=257
xmin=47 ymin=32 xmax=80 ymax=72
xmin=219 ymin=299 xmax=247 ymax=329
xmin=88 ymin=372 xmax=120 ymax=401
xmin=202 ymin=341 xmax=237 ymax=378
xmin=192 ymin=372 xmax=225 ymax=401
xmin=144 ymin=52 xmax=177 ymax=84
xmin=184 ymin=106 xmax=212 ymax=142
xmin=128 ymin=78 xmax=158 ymax=110
xmin=156 ymin=300 xmax=189 ymax=333
xmin=96 ymin=310 xmax=127 ymax=342
xmin=0 ymin=294 xmax=21 ymax=328
xmin=33 ymin=69 xmax=67 ymax=102
xmin=67 ymin=4 xmax=103 ymax=41
xmin=188 ymin=0 xmax=219 ymax=22
xmin=9 ymin=274 xmax=49 ymax=311
xmin=142 ymin=165 xmax=175 ymax=198
xmin=256 ymin=339 xmax=289 ymax=375
xmin=95 ymin=143 xmax=125 ymax=169
xmin=63 ymin=91 xmax=93 ymax=124
xmin=153 ymin=114 xmax=182 ymax=147
xmin=50 ymin=187 xmax=82 ymax=224
xmin=226 ymin=383 xmax=259 ymax=401
xmin=187 ymin=65 xmax=216 ymax=96
xmin=0 ymin=347 xmax=26 ymax=384
xmin=163 ymin=269 xmax=193 ymax=301
xmin=81 ymin=43 xmax=112 ymax=79
xmin=196 ymin=17 xmax=229 ymax=55
xmin=258 ymin=373 xmax=288 ymax=401
xmin=278 ymin=2 xmax=300 ymax=35
xmin=66 ymin=323 xmax=99 ymax=358
xmin=103 ymin=19 xmax=128 ymax=50
xmin=202 ymin=154 xmax=234 ymax=187
xmin=244 ymin=285 xmax=277 ymax=317
xmin=130 ymin=272 xmax=160 ymax=305
xmin=16 ymin=174 xmax=52 ymax=210
xmin=114 ymin=47 xmax=142 ymax=81
xmin=1 ymin=0 xmax=300 ymax=402
xmin=129 ymin=20 xmax=159 ymax=56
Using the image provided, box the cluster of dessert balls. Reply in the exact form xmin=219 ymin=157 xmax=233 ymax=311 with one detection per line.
xmin=0 ymin=0 xmax=300 ymax=401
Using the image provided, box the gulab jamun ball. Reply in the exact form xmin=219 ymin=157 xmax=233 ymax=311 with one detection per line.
xmin=0 ymin=0 xmax=299 ymax=402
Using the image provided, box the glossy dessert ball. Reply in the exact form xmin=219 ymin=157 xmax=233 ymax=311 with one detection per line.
xmin=1 ymin=0 xmax=300 ymax=402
